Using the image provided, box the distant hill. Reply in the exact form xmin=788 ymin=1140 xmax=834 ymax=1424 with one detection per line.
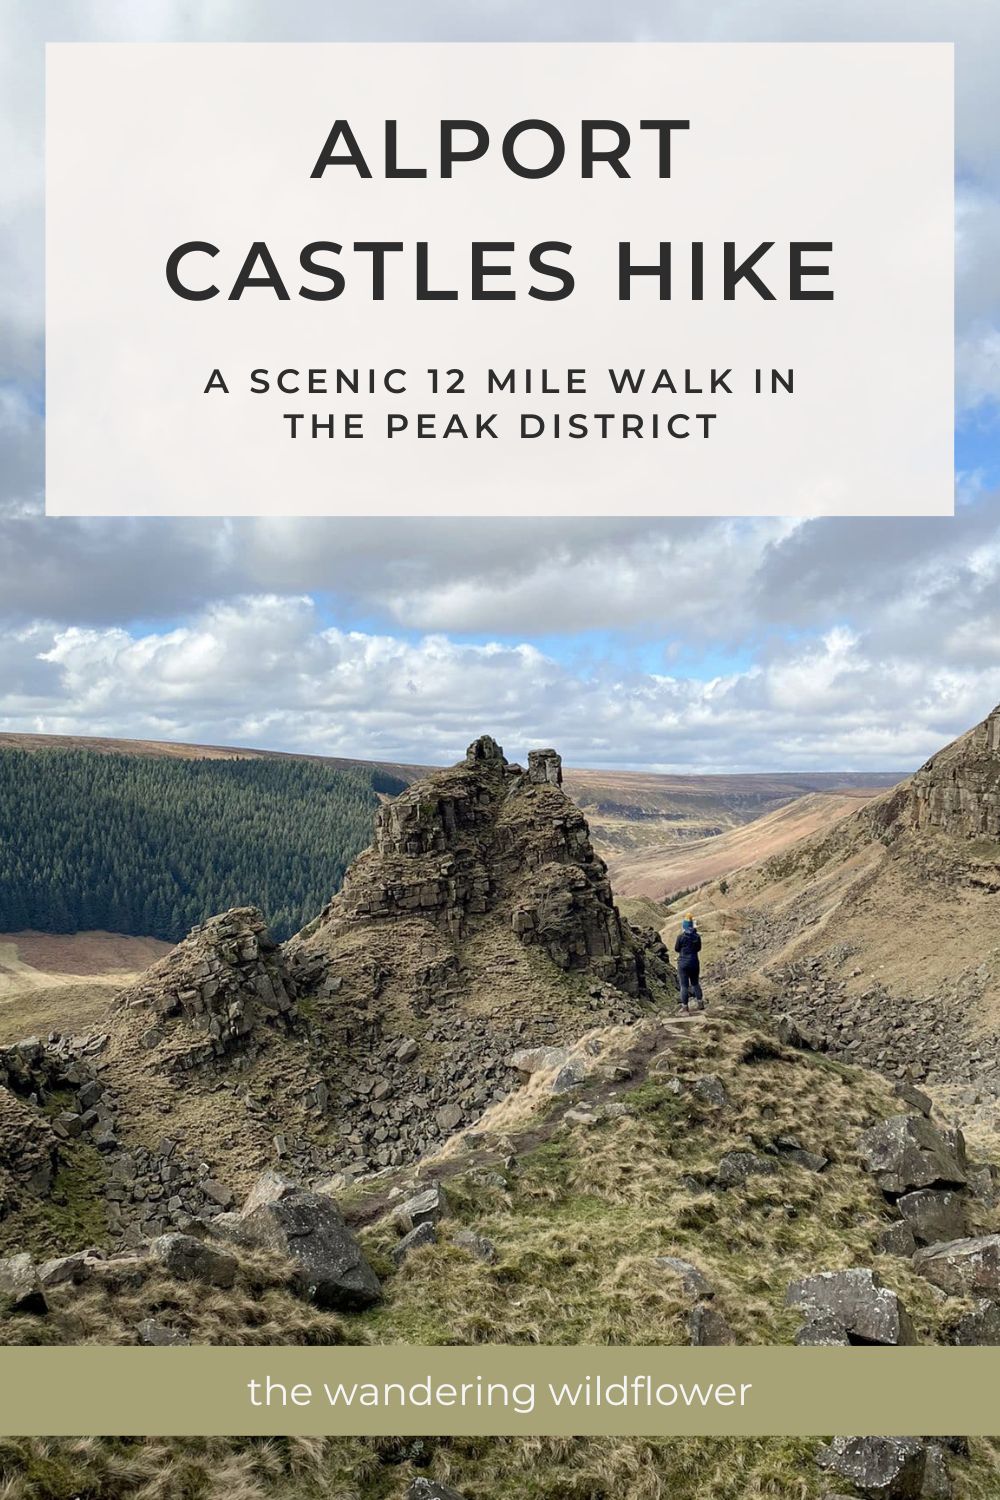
xmin=607 ymin=787 xmax=886 ymax=901
xmin=0 ymin=730 xmax=427 ymax=783
xmin=0 ymin=743 xmax=409 ymax=943
xmin=562 ymin=765 xmax=907 ymax=858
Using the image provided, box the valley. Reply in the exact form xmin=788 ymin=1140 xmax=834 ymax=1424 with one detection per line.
xmin=0 ymin=713 xmax=998 ymax=1498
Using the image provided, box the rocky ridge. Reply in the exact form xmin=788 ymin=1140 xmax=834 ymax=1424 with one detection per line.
xmin=708 ymin=702 xmax=1000 ymax=1108
xmin=0 ymin=738 xmax=676 ymax=1249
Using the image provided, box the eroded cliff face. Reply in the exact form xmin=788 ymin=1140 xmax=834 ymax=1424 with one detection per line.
xmin=113 ymin=908 xmax=297 ymax=1073
xmin=908 ymin=705 xmax=1000 ymax=840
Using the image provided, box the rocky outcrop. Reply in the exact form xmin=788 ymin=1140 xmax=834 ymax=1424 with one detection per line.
xmin=0 ymin=1087 xmax=59 ymax=1212
xmin=292 ymin=737 xmax=673 ymax=999
xmin=908 ymin=704 xmax=1000 ymax=839
xmin=113 ymin=908 xmax=296 ymax=1072
xmin=0 ymin=1035 xmax=122 ymax=1217
xmin=278 ymin=737 xmax=675 ymax=1172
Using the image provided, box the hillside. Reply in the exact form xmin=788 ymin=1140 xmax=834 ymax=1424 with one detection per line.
xmin=0 ymin=745 xmax=407 ymax=944
xmin=688 ymin=702 xmax=1000 ymax=1121
xmin=3 ymin=733 xmax=1000 ymax=1497
xmin=562 ymin=766 xmax=905 ymax=858
xmin=607 ymin=788 xmax=883 ymax=901
xmin=0 ymin=931 xmax=172 ymax=1043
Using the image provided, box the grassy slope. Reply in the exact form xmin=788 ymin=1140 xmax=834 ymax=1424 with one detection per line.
xmin=4 ymin=1009 xmax=1000 ymax=1496
xmin=0 ymin=932 xmax=172 ymax=1044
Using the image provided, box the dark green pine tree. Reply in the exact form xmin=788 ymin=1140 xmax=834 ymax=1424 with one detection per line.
xmin=0 ymin=747 xmax=401 ymax=942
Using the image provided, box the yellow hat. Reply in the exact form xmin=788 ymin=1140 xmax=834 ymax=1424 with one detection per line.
xmin=683 ymin=912 xmax=694 ymax=921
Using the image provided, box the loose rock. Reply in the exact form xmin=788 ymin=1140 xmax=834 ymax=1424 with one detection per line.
xmin=786 ymin=1269 xmax=916 ymax=1346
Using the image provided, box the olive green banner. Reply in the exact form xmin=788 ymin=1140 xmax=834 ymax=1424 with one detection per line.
xmin=2 ymin=1347 xmax=1000 ymax=1435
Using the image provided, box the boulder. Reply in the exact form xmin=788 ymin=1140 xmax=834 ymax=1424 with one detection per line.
xmin=786 ymin=1269 xmax=917 ymax=1346
xmin=858 ymin=1116 xmax=966 ymax=1198
xmin=552 ymin=1059 xmax=588 ymax=1093
xmin=913 ymin=1235 xmax=1000 ymax=1298
xmin=776 ymin=1015 xmax=822 ymax=1051
xmin=436 ymin=1104 xmax=464 ymax=1132
xmin=38 ymin=1252 xmax=92 ymax=1288
xmin=150 ymin=1234 xmax=238 ymax=1290
xmin=392 ymin=1222 xmax=437 ymax=1265
xmin=508 ymin=1046 xmax=571 ymax=1077
xmin=920 ymin=1444 xmax=953 ymax=1499
xmin=394 ymin=1185 xmax=448 ymax=1234
xmin=794 ymin=1316 xmax=851 ymax=1347
xmin=0 ymin=1254 xmax=47 ymax=1315
xmin=893 ymin=1081 xmax=933 ymax=1118
xmin=692 ymin=1075 xmax=731 ymax=1110
xmin=966 ymin=1163 xmax=1000 ymax=1208
xmin=816 ymin=1436 xmax=927 ymax=1499
xmin=896 ymin=1189 xmax=966 ymax=1248
xmin=771 ymin=1135 xmax=829 ymax=1173
xmin=877 ymin=1223 xmax=917 ymax=1259
xmin=688 ymin=1302 xmax=736 ymax=1345
xmin=243 ymin=1169 xmax=299 ymax=1213
xmin=716 ymin=1151 xmax=778 ymax=1189
xmin=201 ymin=1179 xmax=235 ymax=1210
xmin=239 ymin=1190 xmax=382 ymax=1310
xmin=952 ymin=1298 xmax=1000 ymax=1346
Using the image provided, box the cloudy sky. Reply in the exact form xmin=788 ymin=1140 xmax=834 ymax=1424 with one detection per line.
xmin=1 ymin=1 xmax=999 ymax=772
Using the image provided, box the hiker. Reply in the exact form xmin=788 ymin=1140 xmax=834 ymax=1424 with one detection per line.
xmin=674 ymin=913 xmax=704 ymax=1014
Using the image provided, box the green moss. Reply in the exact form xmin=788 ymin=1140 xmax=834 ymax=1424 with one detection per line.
xmin=0 ymin=1139 xmax=107 ymax=1258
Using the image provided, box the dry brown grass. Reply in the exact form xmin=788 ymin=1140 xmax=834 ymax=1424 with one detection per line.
xmin=0 ymin=1246 xmax=352 ymax=1350
xmin=1 ymin=1434 xmax=999 ymax=1500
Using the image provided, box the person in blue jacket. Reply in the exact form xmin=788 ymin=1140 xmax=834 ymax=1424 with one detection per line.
xmin=674 ymin=913 xmax=704 ymax=1014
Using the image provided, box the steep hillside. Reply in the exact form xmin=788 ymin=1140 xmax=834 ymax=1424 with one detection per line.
xmin=608 ymin=788 xmax=882 ymax=901
xmin=692 ymin=703 xmax=1000 ymax=1112
xmin=0 ymin=745 xmax=406 ymax=943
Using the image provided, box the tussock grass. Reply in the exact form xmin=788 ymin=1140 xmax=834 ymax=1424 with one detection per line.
xmin=0 ymin=1247 xmax=353 ymax=1350
xmin=2 ymin=1435 xmax=1000 ymax=1500
xmin=359 ymin=1012 xmax=979 ymax=1350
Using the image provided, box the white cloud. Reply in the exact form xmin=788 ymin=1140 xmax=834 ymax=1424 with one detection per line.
xmin=0 ymin=3 xmax=997 ymax=770
xmin=3 ymin=594 xmax=997 ymax=771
